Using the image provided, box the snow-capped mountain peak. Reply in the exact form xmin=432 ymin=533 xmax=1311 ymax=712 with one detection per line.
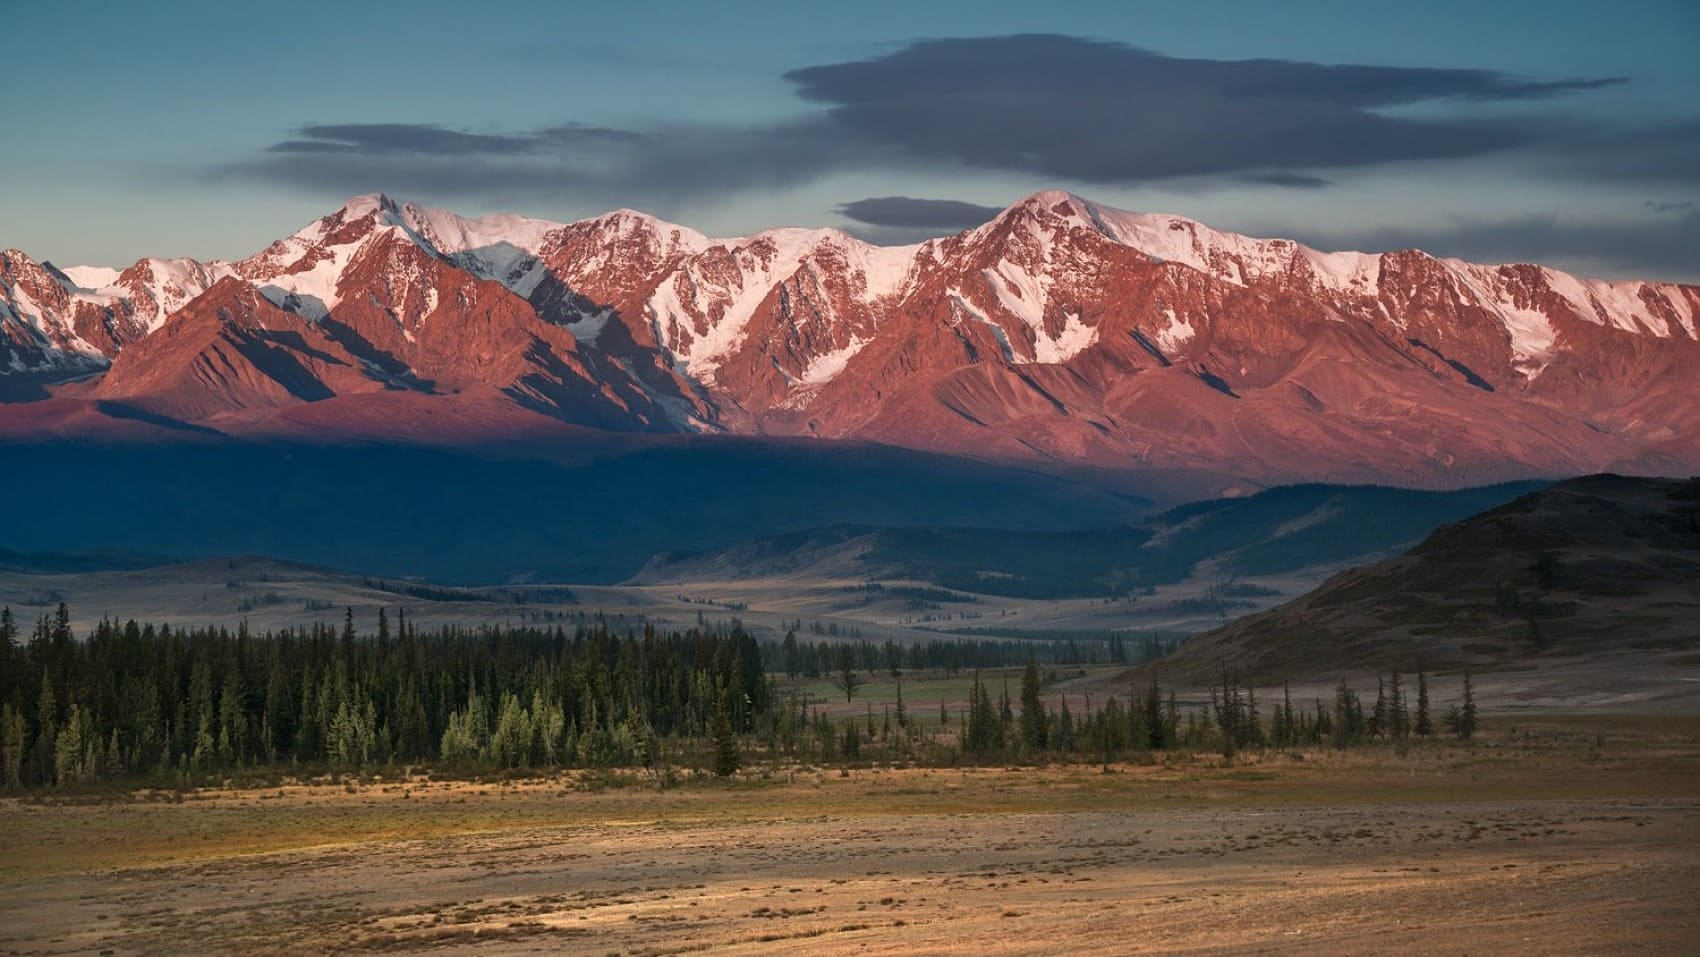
xmin=3 ymin=190 xmax=1697 ymax=488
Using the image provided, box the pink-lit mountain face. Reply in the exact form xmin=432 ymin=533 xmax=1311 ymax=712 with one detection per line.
xmin=4 ymin=191 xmax=1696 ymax=486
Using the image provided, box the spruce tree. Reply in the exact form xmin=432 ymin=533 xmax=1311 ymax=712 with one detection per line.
xmin=711 ymin=698 xmax=740 ymax=777
xmin=1 ymin=703 xmax=24 ymax=789
xmin=1389 ymin=671 xmax=1408 ymax=741
xmin=32 ymin=672 xmax=57 ymax=786
xmin=1018 ymin=659 xmax=1047 ymax=753
xmin=1145 ymin=676 xmax=1167 ymax=750
xmin=1370 ymin=676 xmax=1388 ymax=738
xmin=1415 ymin=671 xmax=1433 ymax=737
xmin=1458 ymin=672 xmax=1478 ymax=740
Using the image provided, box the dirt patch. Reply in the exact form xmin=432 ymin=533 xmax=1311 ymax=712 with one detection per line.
xmin=2 ymin=726 xmax=1697 ymax=954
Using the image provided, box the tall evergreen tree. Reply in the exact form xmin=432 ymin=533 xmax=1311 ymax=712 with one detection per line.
xmin=1415 ymin=670 xmax=1433 ymax=737
xmin=1458 ymin=672 xmax=1478 ymax=740
xmin=711 ymin=696 xmax=740 ymax=777
xmin=1018 ymin=659 xmax=1047 ymax=753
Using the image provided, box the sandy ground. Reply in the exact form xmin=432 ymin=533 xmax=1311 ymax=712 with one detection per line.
xmin=3 ymin=725 xmax=1698 ymax=955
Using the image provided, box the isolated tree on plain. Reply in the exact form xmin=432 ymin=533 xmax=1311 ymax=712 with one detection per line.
xmin=1458 ymin=672 xmax=1478 ymax=740
xmin=833 ymin=644 xmax=863 ymax=703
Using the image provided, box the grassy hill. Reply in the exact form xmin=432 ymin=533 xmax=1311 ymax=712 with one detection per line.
xmin=1159 ymin=475 xmax=1700 ymax=682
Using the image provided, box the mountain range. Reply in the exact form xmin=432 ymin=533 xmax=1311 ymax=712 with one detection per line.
xmin=4 ymin=190 xmax=1697 ymax=487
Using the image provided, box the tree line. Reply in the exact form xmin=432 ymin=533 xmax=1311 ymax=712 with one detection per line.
xmin=0 ymin=604 xmax=769 ymax=788
xmin=0 ymin=604 xmax=1485 ymax=789
xmin=942 ymin=662 xmax=1477 ymax=765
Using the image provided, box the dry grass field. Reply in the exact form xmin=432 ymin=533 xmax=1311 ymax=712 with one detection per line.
xmin=3 ymin=715 xmax=1698 ymax=955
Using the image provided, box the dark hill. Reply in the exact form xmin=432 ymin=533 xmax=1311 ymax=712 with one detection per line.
xmin=1162 ymin=475 xmax=1700 ymax=682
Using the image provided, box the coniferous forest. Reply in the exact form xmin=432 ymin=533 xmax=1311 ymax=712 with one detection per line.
xmin=0 ymin=603 xmax=1477 ymax=789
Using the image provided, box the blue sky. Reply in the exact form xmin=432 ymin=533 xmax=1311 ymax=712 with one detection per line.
xmin=3 ymin=0 xmax=1696 ymax=280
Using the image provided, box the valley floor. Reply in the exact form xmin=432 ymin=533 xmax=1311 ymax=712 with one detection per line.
xmin=3 ymin=716 xmax=1698 ymax=955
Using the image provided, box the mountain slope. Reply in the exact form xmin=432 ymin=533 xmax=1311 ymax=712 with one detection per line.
xmin=0 ymin=438 xmax=1149 ymax=584
xmin=1161 ymin=475 xmax=1700 ymax=681
xmin=633 ymin=481 xmax=1548 ymax=598
xmin=4 ymin=191 xmax=1697 ymax=487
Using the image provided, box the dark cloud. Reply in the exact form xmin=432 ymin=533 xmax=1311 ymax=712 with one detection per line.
xmin=782 ymin=34 xmax=1619 ymax=183
xmin=1529 ymin=121 xmax=1700 ymax=186
xmin=216 ymin=119 xmax=854 ymax=207
xmin=837 ymin=196 xmax=1003 ymax=230
xmin=1645 ymin=199 xmax=1695 ymax=213
xmin=218 ymin=34 xmax=1632 ymax=205
xmin=1291 ymin=211 xmax=1700 ymax=284
xmin=1239 ymin=172 xmax=1332 ymax=189
xmin=270 ymin=124 xmax=542 ymax=156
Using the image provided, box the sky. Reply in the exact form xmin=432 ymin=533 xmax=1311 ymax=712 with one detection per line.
xmin=3 ymin=0 xmax=1697 ymax=281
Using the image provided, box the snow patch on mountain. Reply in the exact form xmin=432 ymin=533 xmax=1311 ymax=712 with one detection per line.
xmin=981 ymin=262 xmax=1099 ymax=364
xmin=799 ymin=336 xmax=867 ymax=385
xmin=1443 ymin=261 xmax=1557 ymax=375
xmin=60 ymin=265 xmax=122 ymax=292
xmin=566 ymin=308 xmax=614 ymax=345
xmin=1540 ymin=268 xmax=1692 ymax=337
xmin=1156 ymin=309 xmax=1196 ymax=354
xmin=647 ymin=228 xmax=868 ymax=378
xmin=947 ymin=289 xmax=1016 ymax=363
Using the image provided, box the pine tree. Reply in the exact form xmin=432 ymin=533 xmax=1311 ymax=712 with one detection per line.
xmin=1 ymin=703 xmax=24 ymax=789
xmin=1018 ymin=659 xmax=1047 ymax=753
xmin=1414 ymin=671 xmax=1433 ymax=737
xmin=1145 ymin=675 xmax=1167 ymax=750
xmin=965 ymin=673 xmax=1002 ymax=758
xmin=54 ymin=702 xmax=87 ymax=784
xmin=1054 ymin=695 xmax=1075 ymax=754
xmin=0 ymin=607 xmax=16 ymax=707
xmin=1389 ymin=672 xmax=1408 ymax=741
xmin=1332 ymin=678 xmax=1362 ymax=749
xmin=781 ymin=630 xmax=800 ymax=679
xmin=32 ymin=671 xmax=57 ymax=786
xmin=1370 ymin=676 xmax=1388 ymax=738
xmin=998 ymin=677 xmax=1014 ymax=732
xmin=833 ymin=644 xmax=862 ymax=703
xmin=1244 ymin=686 xmax=1263 ymax=748
xmin=1127 ymin=685 xmax=1149 ymax=751
xmin=1458 ymin=672 xmax=1478 ymax=740
xmin=711 ymin=698 xmax=740 ymax=777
